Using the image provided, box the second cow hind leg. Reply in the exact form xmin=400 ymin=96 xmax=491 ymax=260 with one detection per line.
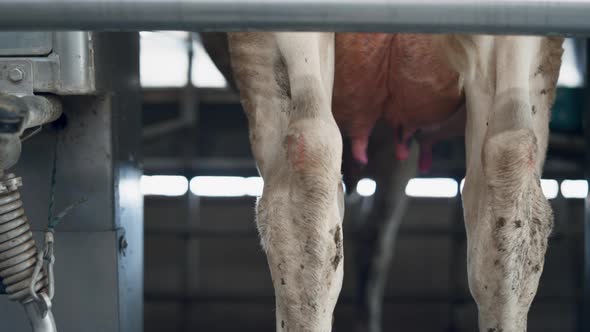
xmin=449 ymin=35 xmax=563 ymax=332
xmin=230 ymin=32 xmax=343 ymax=332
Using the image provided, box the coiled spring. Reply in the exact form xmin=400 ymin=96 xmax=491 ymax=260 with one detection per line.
xmin=0 ymin=173 xmax=46 ymax=303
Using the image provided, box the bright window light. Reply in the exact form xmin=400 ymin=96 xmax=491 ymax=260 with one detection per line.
xmin=540 ymin=179 xmax=559 ymax=199
xmin=192 ymin=41 xmax=228 ymax=88
xmin=140 ymin=31 xmax=190 ymax=87
xmin=191 ymin=176 xmax=258 ymax=197
xmin=244 ymin=177 xmax=264 ymax=197
xmin=561 ymin=179 xmax=588 ymax=199
xmin=557 ymin=39 xmax=583 ymax=88
xmin=191 ymin=176 xmax=245 ymax=197
xmin=405 ymin=178 xmax=458 ymax=198
xmin=141 ymin=175 xmax=188 ymax=196
xmin=356 ymin=178 xmax=376 ymax=197
xmin=140 ymin=32 xmax=228 ymax=88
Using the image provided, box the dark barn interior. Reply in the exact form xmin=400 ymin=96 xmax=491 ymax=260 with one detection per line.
xmin=141 ymin=33 xmax=588 ymax=332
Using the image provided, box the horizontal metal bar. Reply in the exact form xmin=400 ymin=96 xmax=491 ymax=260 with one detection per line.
xmin=143 ymin=157 xmax=258 ymax=177
xmin=142 ymin=87 xmax=240 ymax=105
xmin=0 ymin=1 xmax=590 ymax=34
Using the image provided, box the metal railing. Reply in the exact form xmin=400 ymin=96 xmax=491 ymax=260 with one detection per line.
xmin=0 ymin=1 xmax=589 ymax=34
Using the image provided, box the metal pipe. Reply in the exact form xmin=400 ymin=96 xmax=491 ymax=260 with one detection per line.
xmin=23 ymin=301 xmax=57 ymax=332
xmin=582 ymin=37 xmax=590 ymax=332
xmin=0 ymin=1 xmax=589 ymax=35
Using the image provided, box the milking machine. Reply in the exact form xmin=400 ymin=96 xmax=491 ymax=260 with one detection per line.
xmin=0 ymin=31 xmax=143 ymax=332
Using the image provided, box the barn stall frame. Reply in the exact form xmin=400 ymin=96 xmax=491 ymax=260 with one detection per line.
xmin=0 ymin=1 xmax=587 ymax=331
xmin=0 ymin=0 xmax=587 ymax=34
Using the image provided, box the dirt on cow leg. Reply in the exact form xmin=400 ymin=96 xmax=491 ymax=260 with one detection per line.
xmin=473 ymin=129 xmax=553 ymax=332
xmin=230 ymin=31 xmax=344 ymax=332
xmin=443 ymin=34 xmax=563 ymax=332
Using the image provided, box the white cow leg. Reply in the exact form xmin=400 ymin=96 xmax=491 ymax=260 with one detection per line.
xmin=230 ymin=32 xmax=343 ymax=332
xmin=459 ymin=36 xmax=563 ymax=332
xmin=466 ymin=128 xmax=552 ymax=332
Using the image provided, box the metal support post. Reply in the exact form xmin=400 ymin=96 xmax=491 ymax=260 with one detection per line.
xmin=582 ymin=38 xmax=590 ymax=332
xmin=0 ymin=32 xmax=143 ymax=332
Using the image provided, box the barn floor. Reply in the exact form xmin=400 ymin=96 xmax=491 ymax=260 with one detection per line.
xmin=144 ymin=194 xmax=584 ymax=332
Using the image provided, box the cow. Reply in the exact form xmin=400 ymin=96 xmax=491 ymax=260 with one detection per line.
xmin=223 ymin=32 xmax=563 ymax=332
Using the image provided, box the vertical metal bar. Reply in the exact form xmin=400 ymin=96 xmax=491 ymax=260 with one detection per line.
xmin=182 ymin=33 xmax=200 ymax=332
xmin=582 ymin=38 xmax=590 ymax=332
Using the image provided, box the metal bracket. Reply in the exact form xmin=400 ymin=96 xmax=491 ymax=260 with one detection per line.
xmin=0 ymin=32 xmax=99 ymax=97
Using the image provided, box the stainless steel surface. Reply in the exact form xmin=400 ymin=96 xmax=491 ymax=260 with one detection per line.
xmin=107 ymin=33 xmax=143 ymax=332
xmin=0 ymin=1 xmax=589 ymax=34
xmin=0 ymin=32 xmax=52 ymax=56
xmin=0 ymin=32 xmax=99 ymax=96
xmin=52 ymin=32 xmax=96 ymax=95
xmin=23 ymin=301 xmax=57 ymax=332
xmin=0 ymin=55 xmax=60 ymax=95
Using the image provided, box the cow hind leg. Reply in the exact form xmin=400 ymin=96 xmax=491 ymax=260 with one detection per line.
xmin=230 ymin=32 xmax=342 ymax=332
xmin=444 ymin=35 xmax=563 ymax=331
